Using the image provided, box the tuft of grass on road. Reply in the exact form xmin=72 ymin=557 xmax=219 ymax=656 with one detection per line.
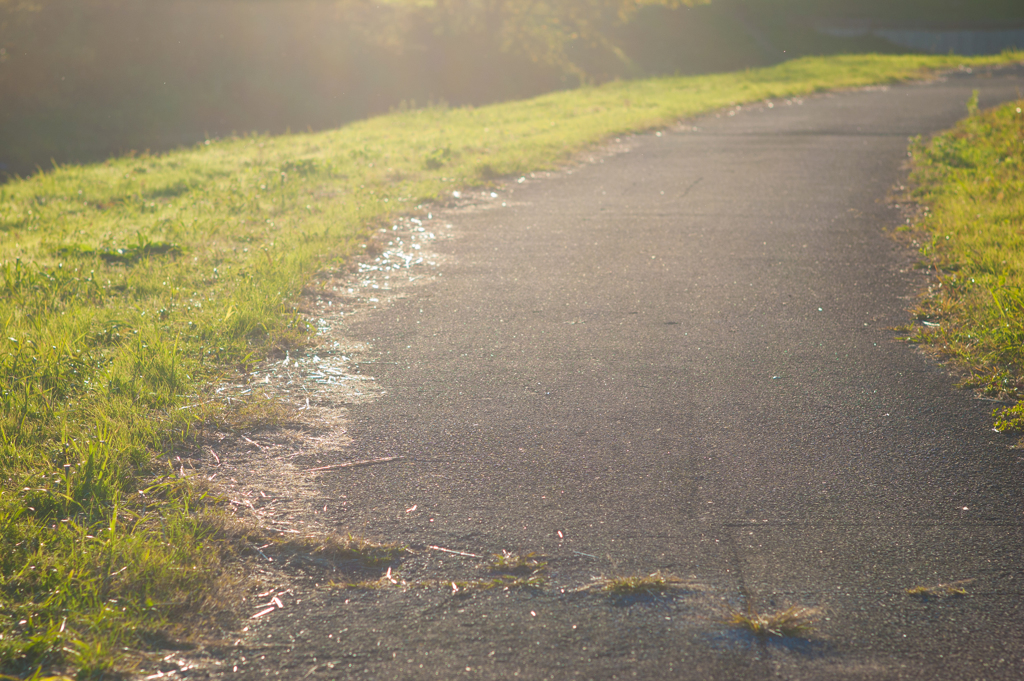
xmin=902 ymin=95 xmax=1024 ymax=432
xmin=575 ymin=571 xmax=697 ymax=597
xmin=329 ymin=574 xmax=545 ymax=593
xmin=729 ymin=604 xmax=820 ymax=638
xmin=906 ymin=579 xmax=972 ymax=599
xmin=598 ymin=572 xmax=686 ymax=596
xmin=488 ymin=551 xmax=547 ymax=575
xmin=1 ymin=52 xmax=1022 ymax=675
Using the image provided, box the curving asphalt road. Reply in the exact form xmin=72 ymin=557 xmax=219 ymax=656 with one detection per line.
xmin=204 ymin=65 xmax=1024 ymax=680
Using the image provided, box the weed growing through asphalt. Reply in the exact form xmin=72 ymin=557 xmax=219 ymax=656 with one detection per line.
xmin=489 ymin=551 xmax=547 ymax=575
xmin=330 ymin=574 xmax=545 ymax=593
xmin=273 ymin=533 xmax=407 ymax=568
xmin=449 ymin=575 xmax=547 ymax=594
xmin=729 ymin=604 xmax=820 ymax=638
xmin=906 ymin=579 xmax=972 ymax=599
xmin=2 ymin=52 xmax=1021 ymax=674
xmin=328 ymin=548 xmax=548 ymax=593
xmin=902 ymin=95 xmax=1024 ymax=430
xmin=584 ymin=571 xmax=694 ymax=596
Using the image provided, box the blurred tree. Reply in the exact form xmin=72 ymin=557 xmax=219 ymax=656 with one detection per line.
xmin=0 ymin=0 xmax=704 ymax=80
xmin=355 ymin=0 xmax=709 ymax=79
xmin=0 ymin=0 xmax=43 ymax=11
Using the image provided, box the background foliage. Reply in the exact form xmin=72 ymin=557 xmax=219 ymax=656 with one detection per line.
xmin=8 ymin=0 xmax=1023 ymax=178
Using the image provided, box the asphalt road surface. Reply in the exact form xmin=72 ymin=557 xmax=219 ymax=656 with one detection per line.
xmin=201 ymin=66 xmax=1024 ymax=680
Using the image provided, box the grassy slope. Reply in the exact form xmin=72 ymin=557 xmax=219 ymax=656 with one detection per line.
xmin=904 ymin=95 xmax=1024 ymax=432
xmin=1 ymin=52 xmax=1020 ymax=675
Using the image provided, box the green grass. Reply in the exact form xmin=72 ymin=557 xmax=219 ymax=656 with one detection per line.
xmin=728 ymin=604 xmax=820 ymax=638
xmin=902 ymin=95 xmax=1024 ymax=432
xmin=1 ymin=52 xmax=1022 ymax=676
xmin=906 ymin=579 xmax=972 ymax=599
xmin=593 ymin=571 xmax=693 ymax=596
xmin=488 ymin=551 xmax=547 ymax=575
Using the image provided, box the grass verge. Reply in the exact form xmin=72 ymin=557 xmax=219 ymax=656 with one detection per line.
xmin=1 ymin=52 xmax=1021 ymax=675
xmin=901 ymin=95 xmax=1024 ymax=432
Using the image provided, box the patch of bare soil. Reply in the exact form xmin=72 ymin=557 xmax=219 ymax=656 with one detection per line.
xmin=195 ymin=208 xmax=461 ymax=536
xmin=137 ymin=209 xmax=458 ymax=677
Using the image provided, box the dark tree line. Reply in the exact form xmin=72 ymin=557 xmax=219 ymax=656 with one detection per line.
xmin=0 ymin=0 xmax=713 ymax=176
xmin=7 ymin=0 xmax=1013 ymax=175
xmin=349 ymin=1 xmax=701 ymax=77
xmin=2 ymin=1 xmax=703 ymax=79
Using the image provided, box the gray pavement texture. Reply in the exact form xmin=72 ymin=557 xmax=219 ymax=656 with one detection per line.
xmin=206 ymin=66 xmax=1024 ymax=680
